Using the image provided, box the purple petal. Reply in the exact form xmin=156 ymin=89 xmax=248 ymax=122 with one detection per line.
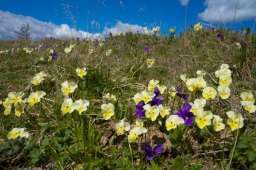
xmin=184 ymin=114 xmax=194 ymax=126
xmin=151 ymin=95 xmax=164 ymax=106
xmin=136 ymin=108 xmax=145 ymax=118
xmin=175 ymin=86 xmax=188 ymax=100
xmin=154 ymin=87 xmax=160 ymax=96
xmin=145 ymin=144 xmax=153 ymax=160
xmin=153 ymin=144 xmax=164 ymax=156
xmin=181 ymin=103 xmax=192 ymax=113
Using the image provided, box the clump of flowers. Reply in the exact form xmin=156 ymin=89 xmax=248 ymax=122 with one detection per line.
xmin=215 ymin=64 xmax=232 ymax=99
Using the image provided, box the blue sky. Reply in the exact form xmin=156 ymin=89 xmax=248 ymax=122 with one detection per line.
xmin=0 ymin=0 xmax=256 ymax=39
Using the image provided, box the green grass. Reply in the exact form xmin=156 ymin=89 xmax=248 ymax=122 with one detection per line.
xmin=0 ymin=29 xmax=256 ymax=169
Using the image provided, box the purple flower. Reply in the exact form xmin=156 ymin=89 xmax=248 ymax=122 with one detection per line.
xmin=175 ymin=86 xmax=188 ymax=100
xmin=176 ymin=103 xmax=194 ymax=126
xmin=151 ymin=87 xmax=164 ymax=106
xmin=216 ymin=32 xmax=224 ymax=41
xmin=51 ymin=50 xmax=59 ymax=60
xmin=145 ymin=144 xmax=164 ymax=160
xmin=144 ymin=47 xmax=150 ymax=53
xmin=135 ymin=101 xmax=145 ymax=118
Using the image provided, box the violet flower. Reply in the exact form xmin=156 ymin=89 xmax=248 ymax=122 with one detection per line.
xmin=151 ymin=87 xmax=164 ymax=106
xmin=216 ymin=32 xmax=224 ymax=41
xmin=135 ymin=101 xmax=145 ymax=118
xmin=145 ymin=144 xmax=164 ymax=160
xmin=51 ymin=50 xmax=59 ymax=60
xmin=144 ymin=47 xmax=150 ymax=53
xmin=176 ymin=103 xmax=194 ymax=126
xmin=175 ymin=86 xmax=188 ymax=100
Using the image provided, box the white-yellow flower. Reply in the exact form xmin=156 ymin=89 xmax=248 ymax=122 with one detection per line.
xmin=226 ymin=111 xmax=244 ymax=131
xmin=159 ymin=105 xmax=170 ymax=118
xmin=61 ymin=98 xmax=75 ymax=115
xmin=105 ymin=49 xmax=112 ymax=56
xmin=202 ymin=87 xmax=217 ymax=100
xmin=141 ymin=90 xmax=154 ymax=104
xmin=27 ymin=91 xmax=46 ymax=107
xmin=73 ymin=99 xmax=90 ymax=115
xmin=64 ymin=44 xmax=76 ymax=54
xmin=217 ymin=86 xmax=231 ymax=99
xmin=148 ymin=79 xmax=159 ymax=92
xmin=7 ymin=92 xmax=24 ymax=106
xmin=180 ymin=74 xmax=187 ymax=82
xmin=143 ymin=104 xmax=159 ymax=121
xmin=128 ymin=126 xmax=147 ymax=143
xmin=165 ymin=115 xmax=184 ymax=131
xmin=195 ymin=111 xmax=213 ymax=129
xmin=194 ymin=23 xmax=203 ymax=32
xmin=61 ymin=81 xmax=78 ymax=97
xmin=146 ymin=58 xmax=155 ymax=68
xmin=76 ymin=67 xmax=87 ymax=79
xmin=212 ymin=115 xmax=225 ymax=132
xmin=240 ymin=92 xmax=255 ymax=102
xmin=115 ymin=119 xmax=130 ymax=136
xmin=190 ymin=98 xmax=206 ymax=116
xmin=7 ymin=128 xmax=29 ymax=140
xmin=101 ymin=103 xmax=115 ymax=120
xmin=14 ymin=102 xmax=25 ymax=117
xmin=31 ymin=71 xmax=47 ymax=86
xmin=103 ymin=93 xmax=117 ymax=102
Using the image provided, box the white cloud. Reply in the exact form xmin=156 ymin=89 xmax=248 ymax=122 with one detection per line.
xmin=179 ymin=0 xmax=190 ymax=6
xmin=103 ymin=21 xmax=145 ymax=36
xmin=0 ymin=10 xmax=103 ymax=40
xmin=0 ymin=10 xmax=147 ymax=40
xmin=199 ymin=0 xmax=256 ymax=23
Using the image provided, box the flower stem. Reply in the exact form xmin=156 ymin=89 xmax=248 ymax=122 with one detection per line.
xmin=227 ymin=130 xmax=239 ymax=170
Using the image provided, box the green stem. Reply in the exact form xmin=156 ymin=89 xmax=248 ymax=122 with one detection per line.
xmin=128 ymin=143 xmax=134 ymax=165
xmin=227 ymin=130 xmax=239 ymax=170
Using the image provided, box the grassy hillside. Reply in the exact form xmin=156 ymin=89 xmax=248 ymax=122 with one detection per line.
xmin=0 ymin=29 xmax=256 ymax=169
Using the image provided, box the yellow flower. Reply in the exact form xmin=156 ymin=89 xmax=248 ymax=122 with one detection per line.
xmin=158 ymin=85 xmax=167 ymax=94
xmin=143 ymin=27 xmax=149 ymax=34
xmin=169 ymin=86 xmax=176 ymax=98
xmin=101 ymin=103 xmax=115 ymax=120
xmin=105 ymin=49 xmax=112 ymax=56
xmin=27 ymin=91 xmax=46 ymax=107
xmin=143 ymin=104 xmax=159 ymax=121
xmin=195 ymin=111 xmax=213 ymax=129
xmin=61 ymin=81 xmax=78 ymax=97
xmin=141 ymin=90 xmax=154 ymax=104
xmin=133 ymin=93 xmax=142 ymax=104
xmin=217 ymin=86 xmax=231 ymax=99
xmin=4 ymin=105 xmax=12 ymax=115
xmin=76 ymin=67 xmax=87 ymax=79
xmin=226 ymin=111 xmax=244 ymax=131
xmin=159 ymin=105 xmax=170 ymax=118
xmin=186 ymin=77 xmax=206 ymax=92
xmin=180 ymin=74 xmax=187 ymax=82
xmin=165 ymin=115 xmax=184 ymax=131
xmin=193 ymin=23 xmax=203 ymax=32
xmin=128 ymin=126 xmax=147 ymax=143
xmin=7 ymin=128 xmax=29 ymax=140
xmin=152 ymin=26 xmax=160 ymax=34
xmin=196 ymin=70 xmax=206 ymax=77
xmin=115 ymin=119 xmax=130 ymax=136
xmin=146 ymin=58 xmax=155 ymax=68
xmin=64 ymin=44 xmax=76 ymax=54
xmin=73 ymin=99 xmax=90 ymax=115
xmin=103 ymin=93 xmax=117 ymax=102
xmin=61 ymin=98 xmax=75 ymax=115
xmin=240 ymin=92 xmax=255 ymax=102
xmin=7 ymin=92 xmax=24 ymax=106
xmin=169 ymin=28 xmax=175 ymax=33
xmin=31 ymin=71 xmax=47 ymax=86
xmin=240 ymin=101 xmax=256 ymax=113
xmin=14 ymin=102 xmax=25 ymax=117
xmin=23 ymin=47 xmax=33 ymax=54
xmin=191 ymin=98 xmax=206 ymax=116
xmin=219 ymin=76 xmax=232 ymax=87
xmin=202 ymin=87 xmax=217 ymax=100
xmin=212 ymin=115 xmax=225 ymax=132
xmin=148 ymin=79 xmax=159 ymax=92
